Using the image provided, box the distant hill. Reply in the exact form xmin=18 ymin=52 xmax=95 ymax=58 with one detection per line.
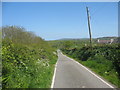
xmin=57 ymin=37 xmax=118 ymax=41
xmin=57 ymin=38 xmax=90 ymax=41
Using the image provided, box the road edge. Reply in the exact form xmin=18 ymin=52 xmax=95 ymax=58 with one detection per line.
xmin=51 ymin=51 xmax=59 ymax=88
xmin=61 ymin=52 xmax=115 ymax=88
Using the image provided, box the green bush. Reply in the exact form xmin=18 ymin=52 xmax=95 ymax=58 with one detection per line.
xmin=62 ymin=44 xmax=120 ymax=87
xmin=2 ymin=26 xmax=57 ymax=88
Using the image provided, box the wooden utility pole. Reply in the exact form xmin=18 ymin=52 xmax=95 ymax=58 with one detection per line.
xmin=86 ymin=7 xmax=92 ymax=48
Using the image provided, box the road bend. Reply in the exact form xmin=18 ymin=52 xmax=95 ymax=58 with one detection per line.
xmin=53 ymin=50 xmax=115 ymax=88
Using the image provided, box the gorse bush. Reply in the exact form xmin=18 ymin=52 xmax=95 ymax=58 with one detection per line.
xmin=2 ymin=26 xmax=57 ymax=88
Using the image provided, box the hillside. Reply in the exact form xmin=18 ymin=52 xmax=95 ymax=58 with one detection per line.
xmin=2 ymin=26 xmax=57 ymax=88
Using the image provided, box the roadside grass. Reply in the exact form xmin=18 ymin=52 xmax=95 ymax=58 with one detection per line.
xmin=81 ymin=55 xmax=120 ymax=87
xmin=28 ymin=60 xmax=56 ymax=88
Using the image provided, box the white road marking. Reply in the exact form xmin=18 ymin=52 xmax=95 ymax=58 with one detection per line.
xmin=62 ymin=52 xmax=114 ymax=88
xmin=51 ymin=52 xmax=59 ymax=88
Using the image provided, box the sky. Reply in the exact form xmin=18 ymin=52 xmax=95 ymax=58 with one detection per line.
xmin=2 ymin=2 xmax=118 ymax=40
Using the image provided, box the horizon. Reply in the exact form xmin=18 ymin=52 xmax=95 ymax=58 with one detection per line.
xmin=46 ymin=36 xmax=118 ymax=41
xmin=2 ymin=2 xmax=118 ymax=40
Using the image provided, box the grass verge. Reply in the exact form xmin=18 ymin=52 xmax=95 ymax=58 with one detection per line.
xmin=63 ymin=53 xmax=120 ymax=88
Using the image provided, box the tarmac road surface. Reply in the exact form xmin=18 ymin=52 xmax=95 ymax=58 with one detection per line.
xmin=52 ymin=50 xmax=115 ymax=88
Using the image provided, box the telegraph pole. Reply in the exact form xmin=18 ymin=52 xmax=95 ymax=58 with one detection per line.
xmin=86 ymin=7 xmax=92 ymax=49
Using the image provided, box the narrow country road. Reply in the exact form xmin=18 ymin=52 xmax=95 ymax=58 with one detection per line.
xmin=53 ymin=50 xmax=115 ymax=88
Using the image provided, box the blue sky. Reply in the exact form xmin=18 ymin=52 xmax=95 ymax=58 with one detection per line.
xmin=2 ymin=2 xmax=118 ymax=40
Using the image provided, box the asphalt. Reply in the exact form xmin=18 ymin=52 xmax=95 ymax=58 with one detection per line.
xmin=53 ymin=50 xmax=115 ymax=88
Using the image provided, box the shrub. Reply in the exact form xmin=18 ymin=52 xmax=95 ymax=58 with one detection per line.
xmin=2 ymin=26 xmax=57 ymax=88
